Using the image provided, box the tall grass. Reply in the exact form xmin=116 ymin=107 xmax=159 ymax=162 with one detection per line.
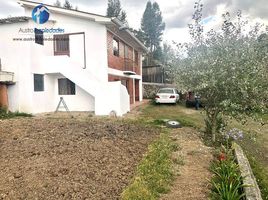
xmin=121 ymin=133 xmax=178 ymax=200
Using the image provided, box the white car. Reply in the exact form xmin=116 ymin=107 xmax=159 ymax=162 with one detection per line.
xmin=155 ymin=88 xmax=180 ymax=104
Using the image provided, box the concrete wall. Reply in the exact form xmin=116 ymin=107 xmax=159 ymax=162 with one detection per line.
xmin=0 ymin=8 xmax=106 ymax=114
xmin=0 ymin=5 xmax=139 ymax=115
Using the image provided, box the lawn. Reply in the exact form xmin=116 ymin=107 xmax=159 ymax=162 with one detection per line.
xmin=139 ymin=103 xmax=205 ymax=129
xmin=138 ymin=102 xmax=268 ymax=199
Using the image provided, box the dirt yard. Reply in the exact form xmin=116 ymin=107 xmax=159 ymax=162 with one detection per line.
xmin=0 ymin=117 xmax=157 ymax=200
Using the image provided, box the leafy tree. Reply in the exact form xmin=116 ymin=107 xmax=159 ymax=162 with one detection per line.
xmin=161 ymin=43 xmax=177 ymax=83
xmin=63 ymin=0 xmax=72 ymax=9
xmin=188 ymin=0 xmax=203 ymax=45
xmin=54 ymin=0 xmax=61 ymax=7
xmin=141 ymin=1 xmax=165 ymax=64
xmin=175 ymin=3 xmax=268 ymax=142
xmin=106 ymin=0 xmax=127 ymax=24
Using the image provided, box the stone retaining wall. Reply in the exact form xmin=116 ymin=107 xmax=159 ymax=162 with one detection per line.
xmin=233 ymin=143 xmax=263 ymax=200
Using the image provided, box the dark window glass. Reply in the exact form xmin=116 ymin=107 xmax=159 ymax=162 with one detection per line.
xmin=58 ymin=78 xmax=75 ymax=95
xmin=34 ymin=74 xmax=44 ymax=92
xmin=35 ymin=28 xmax=44 ymax=45
xmin=158 ymin=89 xmax=174 ymax=94
xmin=54 ymin=34 xmax=70 ymax=56
xmin=113 ymin=38 xmax=119 ymax=56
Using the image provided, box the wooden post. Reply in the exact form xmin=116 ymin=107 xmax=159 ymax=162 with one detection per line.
xmin=0 ymin=84 xmax=8 ymax=109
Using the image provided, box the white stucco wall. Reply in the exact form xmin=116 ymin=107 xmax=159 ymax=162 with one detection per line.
xmin=1 ymin=4 xmax=134 ymax=116
xmin=1 ymin=7 xmax=107 ymax=114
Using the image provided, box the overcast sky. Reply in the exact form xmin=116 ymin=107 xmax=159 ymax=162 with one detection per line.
xmin=1 ymin=0 xmax=268 ymax=44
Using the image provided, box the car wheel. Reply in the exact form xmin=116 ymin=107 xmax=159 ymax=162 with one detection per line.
xmin=166 ymin=120 xmax=181 ymax=128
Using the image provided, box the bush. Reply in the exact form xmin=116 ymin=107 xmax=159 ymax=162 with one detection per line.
xmin=210 ymin=147 xmax=245 ymax=200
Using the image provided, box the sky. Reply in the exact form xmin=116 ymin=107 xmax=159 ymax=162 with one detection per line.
xmin=1 ymin=0 xmax=268 ymax=44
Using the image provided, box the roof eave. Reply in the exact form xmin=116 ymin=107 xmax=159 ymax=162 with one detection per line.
xmin=17 ymin=0 xmax=111 ymax=24
xmin=111 ymin=18 xmax=148 ymax=53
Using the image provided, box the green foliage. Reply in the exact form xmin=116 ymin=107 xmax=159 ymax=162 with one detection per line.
xmin=0 ymin=108 xmax=32 ymax=119
xmin=211 ymin=147 xmax=245 ymax=200
xmin=122 ymin=178 xmax=155 ymax=200
xmin=63 ymin=0 xmax=72 ymax=9
xmin=247 ymin=156 xmax=268 ymax=200
xmin=106 ymin=0 xmax=127 ymax=24
xmin=175 ymin=2 xmax=268 ymax=142
xmin=53 ymin=0 xmax=61 ymax=7
xmin=141 ymin=1 xmax=165 ymax=64
xmin=121 ymin=133 xmax=176 ymax=199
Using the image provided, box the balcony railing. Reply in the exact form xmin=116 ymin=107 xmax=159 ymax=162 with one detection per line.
xmin=108 ymin=54 xmax=140 ymax=75
xmin=124 ymin=58 xmax=137 ymax=74
xmin=0 ymin=71 xmax=14 ymax=83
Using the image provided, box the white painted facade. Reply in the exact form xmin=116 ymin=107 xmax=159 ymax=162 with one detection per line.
xmin=0 ymin=0 xmax=146 ymax=116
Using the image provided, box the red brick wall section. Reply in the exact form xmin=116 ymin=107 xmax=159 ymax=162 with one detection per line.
xmin=107 ymin=31 xmax=141 ymax=75
xmin=135 ymin=80 xmax=140 ymax=101
xmin=128 ymin=78 xmax=134 ymax=104
xmin=0 ymin=84 xmax=8 ymax=109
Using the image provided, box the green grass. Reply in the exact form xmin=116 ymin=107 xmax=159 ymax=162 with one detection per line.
xmin=121 ymin=133 xmax=179 ymax=200
xmin=136 ymin=103 xmax=268 ymax=199
xmin=139 ymin=103 xmax=204 ymax=129
xmin=228 ymin=117 xmax=268 ymax=199
xmin=0 ymin=108 xmax=32 ymax=119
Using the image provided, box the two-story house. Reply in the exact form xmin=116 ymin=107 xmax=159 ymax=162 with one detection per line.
xmin=0 ymin=0 xmax=147 ymax=116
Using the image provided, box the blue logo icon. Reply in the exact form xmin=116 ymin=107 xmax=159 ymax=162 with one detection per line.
xmin=32 ymin=4 xmax=50 ymax=24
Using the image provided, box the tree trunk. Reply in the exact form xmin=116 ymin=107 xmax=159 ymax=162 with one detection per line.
xmin=211 ymin=111 xmax=219 ymax=143
xmin=205 ymin=109 xmax=219 ymax=143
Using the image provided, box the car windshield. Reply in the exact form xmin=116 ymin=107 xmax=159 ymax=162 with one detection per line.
xmin=158 ymin=89 xmax=174 ymax=94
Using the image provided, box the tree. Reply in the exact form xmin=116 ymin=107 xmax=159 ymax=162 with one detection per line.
xmin=106 ymin=0 xmax=127 ymax=24
xmin=54 ymin=0 xmax=61 ymax=7
xmin=141 ymin=1 xmax=165 ymax=64
xmin=63 ymin=0 xmax=72 ymax=9
xmin=175 ymin=3 xmax=268 ymax=142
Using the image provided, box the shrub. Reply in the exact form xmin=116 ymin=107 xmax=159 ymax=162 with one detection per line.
xmin=210 ymin=146 xmax=245 ymax=200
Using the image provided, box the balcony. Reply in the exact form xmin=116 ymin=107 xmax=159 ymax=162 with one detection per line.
xmin=124 ymin=58 xmax=138 ymax=75
xmin=0 ymin=71 xmax=15 ymax=84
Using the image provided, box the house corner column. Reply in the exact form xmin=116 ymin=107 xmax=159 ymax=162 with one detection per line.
xmin=0 ymin=84 xmax=9 ymax=109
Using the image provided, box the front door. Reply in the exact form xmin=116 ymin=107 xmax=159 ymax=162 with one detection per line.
xmin=135 ymin=79 xmax=139 ymax=101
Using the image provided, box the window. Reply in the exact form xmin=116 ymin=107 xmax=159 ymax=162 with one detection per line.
xmin=113 ymin=38 xmax=119 ymax=56
xmin=124 ymin=45 xmax=128 ymax=58
xmin=34 ymin=28 xmax=44 ymax=45
xmin=54 ymin=34 xmax=70 ymax=56
xmin=34 ymin=74 xmax=44 ymax=92
xmin=158 ymin=89 xmax=174 ymax=94
xmin=58 ymin=78 xmax=75 ymax=95
xmin=134 ymin=50 xmax=139 ymax=65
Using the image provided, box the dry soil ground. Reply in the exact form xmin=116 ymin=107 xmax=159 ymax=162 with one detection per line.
xmin=0 ymin=117 xmax=157 ymax=200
